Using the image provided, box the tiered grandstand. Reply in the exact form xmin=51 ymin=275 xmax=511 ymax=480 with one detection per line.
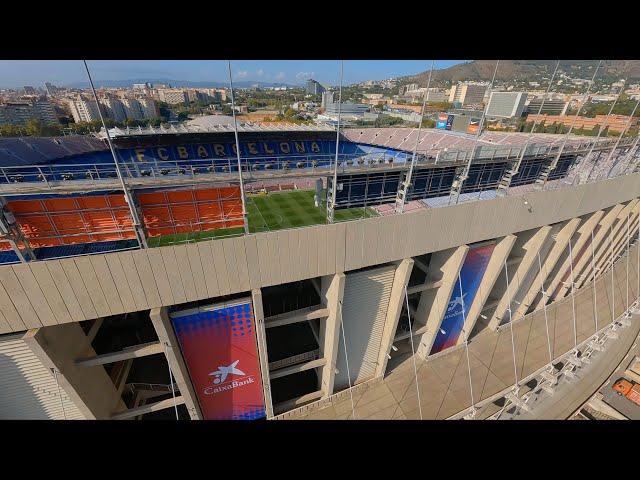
xmin=0 ymin=123 xmax=639 ymax=421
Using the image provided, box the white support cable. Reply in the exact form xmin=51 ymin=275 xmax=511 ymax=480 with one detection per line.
xmin=82 ymin=60 xmax=147 ymax=249
xmin=541 ymin=60 xmax=602 ymax=189
xmin=568 ymin=238 xmax=578 ymax=348
xmin=457 ymin=273 xmax=477 ymax=416
xmin=604 ymin=98 xmax=640 ymax=178
xmin=610 ymin=223 xmax=615 ymax=322
xmin=227 ymin=61 xmax=249 ymax=235
xmin=337 ymin=299 xmax=356 ymax=420
xmin=591 ymin=229 xmax=599 ymax=332
xmin=404 ymin=286 xmax=423 ymax=419
xmin=626 ymin=211 xmax=631 ymax=316
xmin=503 ymin=260 xmax=520 ymax=390
xmin=328 ymin=61 xmax=344 ymax=224
xmin=505 ymin=61 xmax=561 ymax=192
xmin=453 ymin=60 xmax=500 ymax=205
xmin=537 ymin=251 xmax=553 ymax=364
xmin=51 ymin=368 xmax=67 ymax=420
xmin=163 ymin=342 xmax=179 ymax=420
xmin=396 ymin=60 xmax=435 ymax=214
xmin=583 ymin=78 xmax=627 ymax=183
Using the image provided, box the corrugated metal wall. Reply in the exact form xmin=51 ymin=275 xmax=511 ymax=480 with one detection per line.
xmin=334 ymin=265 xmax=396 ymax=390
xmin=0 ymin=333 xmax=85 ymax=419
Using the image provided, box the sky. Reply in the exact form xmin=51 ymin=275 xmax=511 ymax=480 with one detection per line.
xmin=0 ymin=60 xmax=466 ymax=88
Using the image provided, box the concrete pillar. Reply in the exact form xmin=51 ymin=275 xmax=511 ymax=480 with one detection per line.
xmin=540 ymin=206 xmax=620 ymax=308
xmin=375 ymin=258 xmax=414 ymax=377
xmin=318 ymin=272 xmax=345 ymax=398
xmin=457 ymin=235 xmax=516 ymax=345
xmin=597 ymin=209 xmax=640 ymax=280
xmin=23 ymin=323 xmax=126 ymax=420
xmin=149 ymin=307 xmax=203 ymax=420
xmin=514 ymin=218 xmax=581 ymax=319
xmin=415 ymin=245 xmax=469 ymax=358
xmin=586 ymin=200 xmax=639 ymax=288
xmin=251 ymin=289 xmax=274 ymax=418
xmin=488 ymin=226 xmax=552 ymax=330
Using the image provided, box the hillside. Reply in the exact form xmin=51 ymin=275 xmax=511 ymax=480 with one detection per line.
xmin=404 ymin=60 xmax=640 ymax=85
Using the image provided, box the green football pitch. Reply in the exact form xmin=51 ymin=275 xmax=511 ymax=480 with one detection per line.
xmin=147 ymin=189 xmax=378 ymax=247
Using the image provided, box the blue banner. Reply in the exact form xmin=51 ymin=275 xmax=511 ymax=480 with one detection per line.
xmin=430 ymin=243 xmax=495 ymax=354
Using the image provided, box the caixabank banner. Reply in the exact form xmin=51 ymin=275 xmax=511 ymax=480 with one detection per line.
xmin=170 ymin=299 xmax=266 ymax=420
xmin=430 ymin=242 xmax=496 ymax=354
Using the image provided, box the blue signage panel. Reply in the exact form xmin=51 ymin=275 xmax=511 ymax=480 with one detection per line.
xmin=430 ymin=243 xmax=496 ymax=354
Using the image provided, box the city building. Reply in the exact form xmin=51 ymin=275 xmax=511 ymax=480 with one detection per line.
xmin=120 ymin=98 xmax=144 ymax=121
xmin=0 ymin=99 xmax=59 ymax=126
xmin=138 ymin=97 xmax=159 ymax=118
xmin=526 ymin=113 xmax=638 ymax=133
xmin=525 ymin=97 xmax=568 ymax=116
xmin=485 ymin=91 xmax=528 ymax=118
xmin=321 ymin=91 xmax=334 ymax=109
xmin=99 ymin=95 xmax=127 ymax=123
xmin=67 ymin=96 xmax=101 ymax=123
xmin=157 ymin=88 xmax=189 ymax=105
xmin=44 ymin=82 xmax=60 ymax=97
xmin=323 ymin=101 xmax=369 ymax=118
xmin=448 ymin=82 xmax=488 ymax=107
xmin=402 ymin=88 xmax=448 ymax=103
xmin=305 ymin=79 xmax=326 ymax=96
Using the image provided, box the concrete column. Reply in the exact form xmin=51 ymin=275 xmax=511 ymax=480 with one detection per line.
xmin=375 ymin=258 xmax=415 ymax=377
xmin=596 ymin=209 xmax=640 ymax=279
xmin=251 ymin=289 xmax=274 ymax=418
xmin=415 ymin=245 xmax=469 ymax=358
xmin=23 ymin=323 xmax=126 ymax=420
xmin=457 ymin=235 xmax=516 ymax=345
xmin=587 ymin=200 xmax=639 ymax=288
xmin=149 ymin=307 xmax=203 ymax=420
xmin=488 ymin=226 xmax=552 ymax=330
xmin=540 ymin=206 xmax=620 ymax=309
xmin=318 ymin=272 xmax=345 ymax=398
xmin=514 ymin=218 xmax=581 ymax=319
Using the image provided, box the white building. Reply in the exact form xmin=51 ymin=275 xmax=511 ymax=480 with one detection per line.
xmin=99 ymin=95 xmax=127 ymax=123
xmin=138 ymin=98 xmax=158 ymax=119
xmin=120 ymin=98 xmax=144 ymax=121
xmin=448 ymin=82 xmax=488 ymax=106
xmin=67 ymin=96 xmax=101 ymax=123
xmin=321 ymin=91 xmax=334 ymax=109
xmin=485 ymin=91 xmax=528 ymax=118
xmin=157 ymin=88 xmax=188 ymax=105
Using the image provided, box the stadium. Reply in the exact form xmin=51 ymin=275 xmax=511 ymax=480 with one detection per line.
xmin=0 ymin=121 xmax=639 ymax=420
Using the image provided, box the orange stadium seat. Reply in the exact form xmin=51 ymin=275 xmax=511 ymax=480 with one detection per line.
xmin=6 ymin=194 xmax=136 ymax=247
xmin=138 ymin=186 xmax=242 ymax=237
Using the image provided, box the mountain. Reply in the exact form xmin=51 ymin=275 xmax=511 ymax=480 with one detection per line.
xmin=403 ymin=60 xmax=640 ymax=85
xmin=65 ymin=78 xmax=298 ymax=89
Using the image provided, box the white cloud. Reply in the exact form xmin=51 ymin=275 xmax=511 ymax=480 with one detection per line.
xmin=256 ymin=69 xmax=264 ymax=77
xmin=275 ymin=72 xmax=285 ymax=80
xmin=295 ymin=71 xmax=315 ymax=81
xmin=236 ymin=70 xmax=248 ymax=79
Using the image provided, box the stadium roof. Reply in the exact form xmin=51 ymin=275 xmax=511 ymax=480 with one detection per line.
xmin=340 ymin=127 xmax=617 ymax=154
xmin=100 ymin=122 xmax=336 ymax=139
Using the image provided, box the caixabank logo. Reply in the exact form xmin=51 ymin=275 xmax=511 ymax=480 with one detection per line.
xmin=171 ymin=301 xmax=266 ymax=420
xmin=204 ymin=360 xmax=257 ymax=395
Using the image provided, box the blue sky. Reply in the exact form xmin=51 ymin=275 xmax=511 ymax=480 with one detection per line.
xmin=0 ymin=60 xmax=466 ymax=88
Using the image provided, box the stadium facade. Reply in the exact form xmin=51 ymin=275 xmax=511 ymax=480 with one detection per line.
xmin=0 ymin=123 xmax=639 ymax=420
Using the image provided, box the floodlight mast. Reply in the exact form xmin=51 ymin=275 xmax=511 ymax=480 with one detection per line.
xmin=83 ymin=60 xmax=148 ymax=249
